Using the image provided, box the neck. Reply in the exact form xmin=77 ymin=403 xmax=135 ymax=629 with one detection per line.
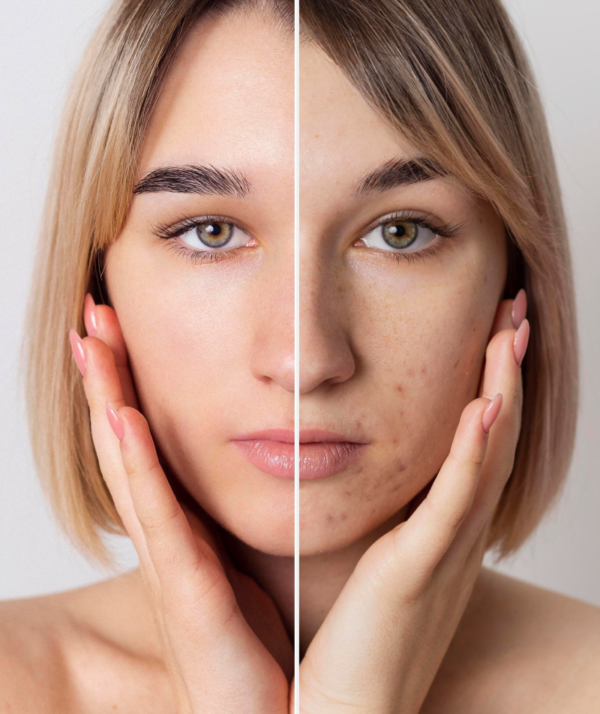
xmin=223 ymin=532 xmax=295 ymax=638
xmin=299 ymin=508 xmax=408 ymax=655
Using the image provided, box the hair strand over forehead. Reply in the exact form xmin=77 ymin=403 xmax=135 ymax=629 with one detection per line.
xmin=302 ymin=0 xmax=578 ymax=556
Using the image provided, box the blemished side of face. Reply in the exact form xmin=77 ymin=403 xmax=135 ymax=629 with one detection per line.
xmin=299 ymin=43 xmax=508 ymax=555
xmin=105 ymin=10 xmax=294 ymax=556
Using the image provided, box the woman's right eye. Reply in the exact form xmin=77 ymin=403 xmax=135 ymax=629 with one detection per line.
xmin=179 ymin=221 xmax=251 ymax=251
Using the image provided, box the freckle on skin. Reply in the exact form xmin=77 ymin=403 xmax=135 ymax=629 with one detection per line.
xmin=396 ymin=384 xmax=403 ymax=393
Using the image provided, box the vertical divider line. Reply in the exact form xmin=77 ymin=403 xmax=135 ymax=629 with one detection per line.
xmin=294 ymin=0 xmax=300 ymax=710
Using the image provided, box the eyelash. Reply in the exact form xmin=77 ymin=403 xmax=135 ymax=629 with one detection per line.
xmin=361 ymin=211 xmax=464 ymax=264
xmin=152 ymin=211 xmax=463 ymax=265
xmin=153 ymin=215 xmax=250 ymax=264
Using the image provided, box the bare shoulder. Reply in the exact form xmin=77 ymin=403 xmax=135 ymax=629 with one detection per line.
xmin=424 ymin=567 xmax=600 ymax=713
xmin=0 ymin=572 xmax=173 ymax=713
xmin=0 ymin=593 xmax=72 ymax=712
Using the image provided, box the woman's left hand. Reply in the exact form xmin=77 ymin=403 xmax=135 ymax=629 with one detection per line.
xmin=298 ymin=296 xmax=528 ymax=713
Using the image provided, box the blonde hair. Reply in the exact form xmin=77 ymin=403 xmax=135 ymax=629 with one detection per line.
xmin=25 ymin=0 xmax=292 ymax=561
xmin=302 ymin=0 xmax=578 ymax=555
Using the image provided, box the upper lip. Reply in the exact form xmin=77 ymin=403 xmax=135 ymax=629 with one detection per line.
xmin=233 ymin=429 xmax=368 ymax=444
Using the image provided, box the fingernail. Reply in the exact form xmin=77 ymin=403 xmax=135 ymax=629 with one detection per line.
xmin=69 ymin=329 xmax=87 ymax=376
xmin=482 ymin=393 xmax=503 ymax=434
xmin=511 ymin=288 xmax=527 ymax=329
xmin=513 ymin=318 xmax=530 ymax=367
xmin=106 ymin=402 xmax=125 ymax=441
xmin=84 ymin=293 xmax=97 ymax=337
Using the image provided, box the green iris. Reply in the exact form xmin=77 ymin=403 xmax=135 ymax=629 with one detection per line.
xmin=197 ymin=222 xmax=233 ymax=248
xmin=382 ymin=220 xmax=418 ymax=249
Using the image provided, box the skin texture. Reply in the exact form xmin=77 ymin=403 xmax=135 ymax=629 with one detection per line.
xmin=105 ymin=8 xmax=294 ymax=558
xmin=298 ymin=43 xmax=508 ymax=557
xmin=3 ymin=10 xmax=600 ymax=714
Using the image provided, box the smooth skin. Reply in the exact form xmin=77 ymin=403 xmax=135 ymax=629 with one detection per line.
xmin=1 ymin=10 xmax=600 ymax=714
xmin=71 ymin=293 xmax=521 ymax=714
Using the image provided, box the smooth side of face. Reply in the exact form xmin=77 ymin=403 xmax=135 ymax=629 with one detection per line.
xmin=299 ymin=43 xmax=508 ymax=555
xmin=105 ymin=9 xmax=294 ymax=556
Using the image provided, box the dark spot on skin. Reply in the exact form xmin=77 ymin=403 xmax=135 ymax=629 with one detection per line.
xmin=389 ymin=479 xmax=402 ymax=493
xmin=453 ymin=358 xmax=460 ymax=369
xmin=420 ymin=366 xmax=426 ymax=375
xmin=392 ymin=437 xmax=398 ymax=445
xmin=344 ymin=490 xmax=352 ymax=497
xmin=340 ymin=511 xmax=348 ymax=521
xmin=326 ymin=513 xmax=335 ymax=526
xmin=355 ymin=466 xmax=364 ymax=475
xmin=396 ymin=383 xmax=404 ymax=393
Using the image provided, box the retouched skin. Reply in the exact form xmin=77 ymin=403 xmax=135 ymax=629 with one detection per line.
xmin=105 ymin=11 xmax=294 ymax=556
xmin=0 ymin=11 xmax=294 ymax=714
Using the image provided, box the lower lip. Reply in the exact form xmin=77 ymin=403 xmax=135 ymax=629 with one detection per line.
xmin=233 ymin=440 xmax=364 ymax=480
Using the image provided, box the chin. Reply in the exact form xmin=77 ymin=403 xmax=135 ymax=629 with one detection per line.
xmin=181 ymin=466 xmax=295 ymax=558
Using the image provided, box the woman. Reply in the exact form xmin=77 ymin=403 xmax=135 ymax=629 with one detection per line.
xmin=3 ymin=0 xmax=295 ymax=711
xmin=298 ymin=0 xmax=600 ymax=711
xmin=1 ymin=2 xmax=598 ymax=714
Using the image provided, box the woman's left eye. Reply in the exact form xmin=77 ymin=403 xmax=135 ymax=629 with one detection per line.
xmin=360 ymin=219 xmax=437 ymax=252
xmin=179 ymin=221 xmax=250 ymax=251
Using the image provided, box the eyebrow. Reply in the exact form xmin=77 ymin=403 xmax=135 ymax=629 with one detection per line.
xmin=133 ymin=164 xmax=250 ymax=197
xmin=356 ymin=158 xmax=447 ymax=196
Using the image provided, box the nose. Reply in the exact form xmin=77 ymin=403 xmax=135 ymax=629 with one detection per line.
xmin=299 ymin=264 xmax=355 ymax=394
xmin=250 ymin=265 xmax=295 ymax=393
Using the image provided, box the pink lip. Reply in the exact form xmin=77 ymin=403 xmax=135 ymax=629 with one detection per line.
xmin=232 ymin=429 xmax=367 ymax=480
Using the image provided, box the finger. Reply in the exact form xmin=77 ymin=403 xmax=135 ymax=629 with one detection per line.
xmin=462 ymin=320 xmax=529 ymax=540
xmin=71 ymin=330 xmax=149 ymax=561
xmin=113 ymin=406 xmax=241 ymax=622
xmin=390 ymin=395 xmax=501 ymax=576
xmin=84 ymin=293 xmax=138 ymax=409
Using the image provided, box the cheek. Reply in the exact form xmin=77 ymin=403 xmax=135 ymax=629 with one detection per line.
xmin=350 ymin=256 xmax=501 ymax=495
xmin=105 ymin=242 xmax=254 ymax=440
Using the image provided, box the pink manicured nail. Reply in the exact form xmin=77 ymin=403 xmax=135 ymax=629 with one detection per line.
xmin=513 ymin=318 xmax=530 ymax=367
xmin=511 ymin=289 xmax=527 ymax=329
xmin=106 ymin=402 xmax=125 ymax=441
xmin=482 ymin=393 xmax=503 ymax=434
xmin=69 ymin=329 xmax=87 ymax=376
xmin=84 ymin=293 xmax=97 ymax=337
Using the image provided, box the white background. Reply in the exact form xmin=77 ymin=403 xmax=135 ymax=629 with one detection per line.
xmin=0 ymin=0 xmax=599 ymax=601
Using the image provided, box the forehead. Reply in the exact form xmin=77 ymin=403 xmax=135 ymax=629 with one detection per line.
xmin=138 ymin=9 xmax=293 ymax=176
xmin=300 ymin=42 xmax=419 ymax=181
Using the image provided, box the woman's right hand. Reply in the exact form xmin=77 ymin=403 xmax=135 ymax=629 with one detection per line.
xmin=69 ymin=295 xmax=292 ymax=714
xmin=299 ymin=292 xmax=529 ymax=713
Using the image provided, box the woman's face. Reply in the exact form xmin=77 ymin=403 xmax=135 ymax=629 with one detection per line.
xmin=299 ymin=44 xmax=508 ymax=555
xmin=105 ymin=10 xmax=294 ymax=556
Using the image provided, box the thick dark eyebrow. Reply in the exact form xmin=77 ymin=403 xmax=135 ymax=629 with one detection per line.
xmin=133 ymin=164 xmax=250 ymax=197
xmin=357 ymin=158 xmax=447 ymax=196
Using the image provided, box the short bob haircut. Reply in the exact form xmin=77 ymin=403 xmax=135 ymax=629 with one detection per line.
xmin=300 ymin=0 xmax=577 ymax=556
xmin=25 ymin=0 xmax=293 ymax=561
xmin=26 ymin=0 xmax=577 ymax=561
